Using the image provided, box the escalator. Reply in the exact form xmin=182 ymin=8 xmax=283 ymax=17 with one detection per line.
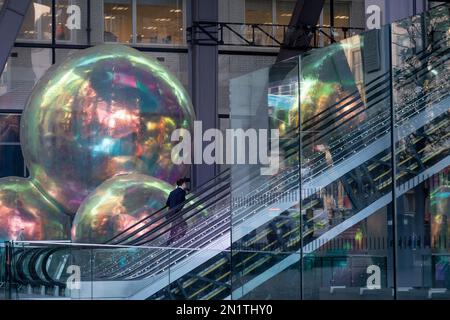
xmin=5 ymin=4 xmax=450 ymax=300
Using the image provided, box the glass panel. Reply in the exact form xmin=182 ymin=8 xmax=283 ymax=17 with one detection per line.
xmin=0 ymin=145 xmax=25 ymax=178
xmin=55 ymin=48 xmax=80 ymax=64
xmin=245 ymin=0 xmax=273 ymax=24
xmin=300 ymin=24 xmax=394 ymax=300
xmin=334 ymin=1 xmax=351 ymax=29
xmin=0 ymin=48 xmax=52 ymax=110
xmin=145 ymin=52 xmax=188 ymax=88
xmin=136 ymin=0 xmax=184 ymax=45
xmin=6 ymin=242 xmax=231 ymax=300
xmin=0 ymin=244 xmax=5 ymax=299
xmin=219 ymin=54 xmax=277 ymax=115
xmin=17 ymin=0 xmax=53 ymax=42
xmin=55 ymin=0 xmax=89 ymax=44
xmin=229 ymin=57 xmax=301 ymax=299
xmin=104 ymin=0 xmax=132 ymax=43
xmin=0 ymin=114 xmax=20 ymax=143
xmin=392 ymin=5 xmax=450 ymax=299
xmin=0 ymin=113 xmax=25 ymax=179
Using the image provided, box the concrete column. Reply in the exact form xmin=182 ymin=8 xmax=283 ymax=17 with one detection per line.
xmin=187 ymin=0 xmax=219 ymax=187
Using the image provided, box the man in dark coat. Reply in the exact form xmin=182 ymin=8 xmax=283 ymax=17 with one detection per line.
xmin=166 ymin=178 xmax=189 ymax=244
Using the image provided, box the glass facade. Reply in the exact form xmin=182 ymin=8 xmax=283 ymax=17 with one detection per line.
xmin=103 ymin=0 xmax=184 ymax=45
xmin=392 ymin=7 xmax=450 ymax=298
xmin=228 ymin=4 xmax=449 ymax=300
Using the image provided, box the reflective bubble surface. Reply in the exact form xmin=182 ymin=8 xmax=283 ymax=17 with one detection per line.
xmin=21 ymin=44 xmax=195 ymax=214
xmin=0 ymin=177 xmax=70 ymax=241
xmin=72 ymin=174 xmax=172 ymax=244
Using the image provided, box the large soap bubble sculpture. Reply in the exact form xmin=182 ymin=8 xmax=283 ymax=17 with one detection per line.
xmin=0 ymin=177 xmax=70 ymax=241
xmin=21 ymin=44 xmax=195 ymax=215
xmin=71 ymin=174 xmax=172 ymax=244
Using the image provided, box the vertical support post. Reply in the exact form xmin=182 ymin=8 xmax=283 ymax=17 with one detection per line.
xmin=388 ymin=25 xmax=398 ymax=300
xmin=187 ymin=0 xmax=218 ymax=188
xmin=297 ymin=56 xmax=304 ymax=300
xmin=51 ymin=0 xmax=56 ymax=64
xmin=330 ymin=0 xmax=334 ymax=27
xmin=87 ymin=0 xmax=91 ymax=45
xmin=132 ymin=0 xmax=137 ymax=45
xmin=4 ymin=241 xmax=12 ymax=300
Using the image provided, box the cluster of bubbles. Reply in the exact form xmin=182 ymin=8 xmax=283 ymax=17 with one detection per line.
xmin=0 ymin=45 xmax=195 ymax=243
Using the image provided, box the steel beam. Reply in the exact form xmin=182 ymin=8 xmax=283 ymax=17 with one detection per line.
xmin=277 ymin=0 xmax=325 ymax=62
xmin=0 ymin=0 xmax=32 ymax=74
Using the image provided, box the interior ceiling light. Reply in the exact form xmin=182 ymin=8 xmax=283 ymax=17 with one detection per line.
xmin=112 ymin=6 xmax=129 ymax=11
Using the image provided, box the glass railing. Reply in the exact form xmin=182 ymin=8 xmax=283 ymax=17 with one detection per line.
xmin=0 ymin=243 xmax=6 ymax=299
xmin=4 ymin=241 xmax=234 ymax=300
xmin=228 ymin=3 xmax=450 ymax=300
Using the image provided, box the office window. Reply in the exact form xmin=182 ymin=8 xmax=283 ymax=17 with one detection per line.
xmin=322 ymin=1 xmax=351 ymax=28
xmin=136 ymin=0 xmax=184 ymax=45
xmin=18 ymin=0 xmax=53 ymax=42
xmin=245 ymin=0 xmax=274 ymax=45
xmin=322 ymin=0 xmax=332 ymax=27
xmin=104 ymin=0 xmax=132 ymax=43
xmin=245 ymin=0 xmax=273 ymax=24
xmin=55 ymin=0 xmax=88 ymax=44
xmin=334 ymin=1 xmax=351 ymax=28
xmin=276 ymin=0 xmax=296 ymax=25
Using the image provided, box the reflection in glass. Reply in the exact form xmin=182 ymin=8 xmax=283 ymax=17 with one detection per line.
xmin=393 ymin=5 xmax=450 ymax=299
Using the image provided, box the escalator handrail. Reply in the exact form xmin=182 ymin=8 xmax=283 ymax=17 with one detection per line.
xmin=108 ymin=125 xmax=302 ymax=245
xmin=105 ymin=168 xmax=231 ymax=244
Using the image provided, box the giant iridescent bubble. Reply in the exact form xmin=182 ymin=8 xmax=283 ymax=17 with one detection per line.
xmin=71 ymin=174 xmax=172 ymax=244
xmin=21 ymin=44 xmax=195 ymax=215
xmin=0 ymin=177 xmax=70 ymax=241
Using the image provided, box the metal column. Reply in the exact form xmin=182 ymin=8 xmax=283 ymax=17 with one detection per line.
xmin=187 ymin=0 xmax=219 ymax=188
